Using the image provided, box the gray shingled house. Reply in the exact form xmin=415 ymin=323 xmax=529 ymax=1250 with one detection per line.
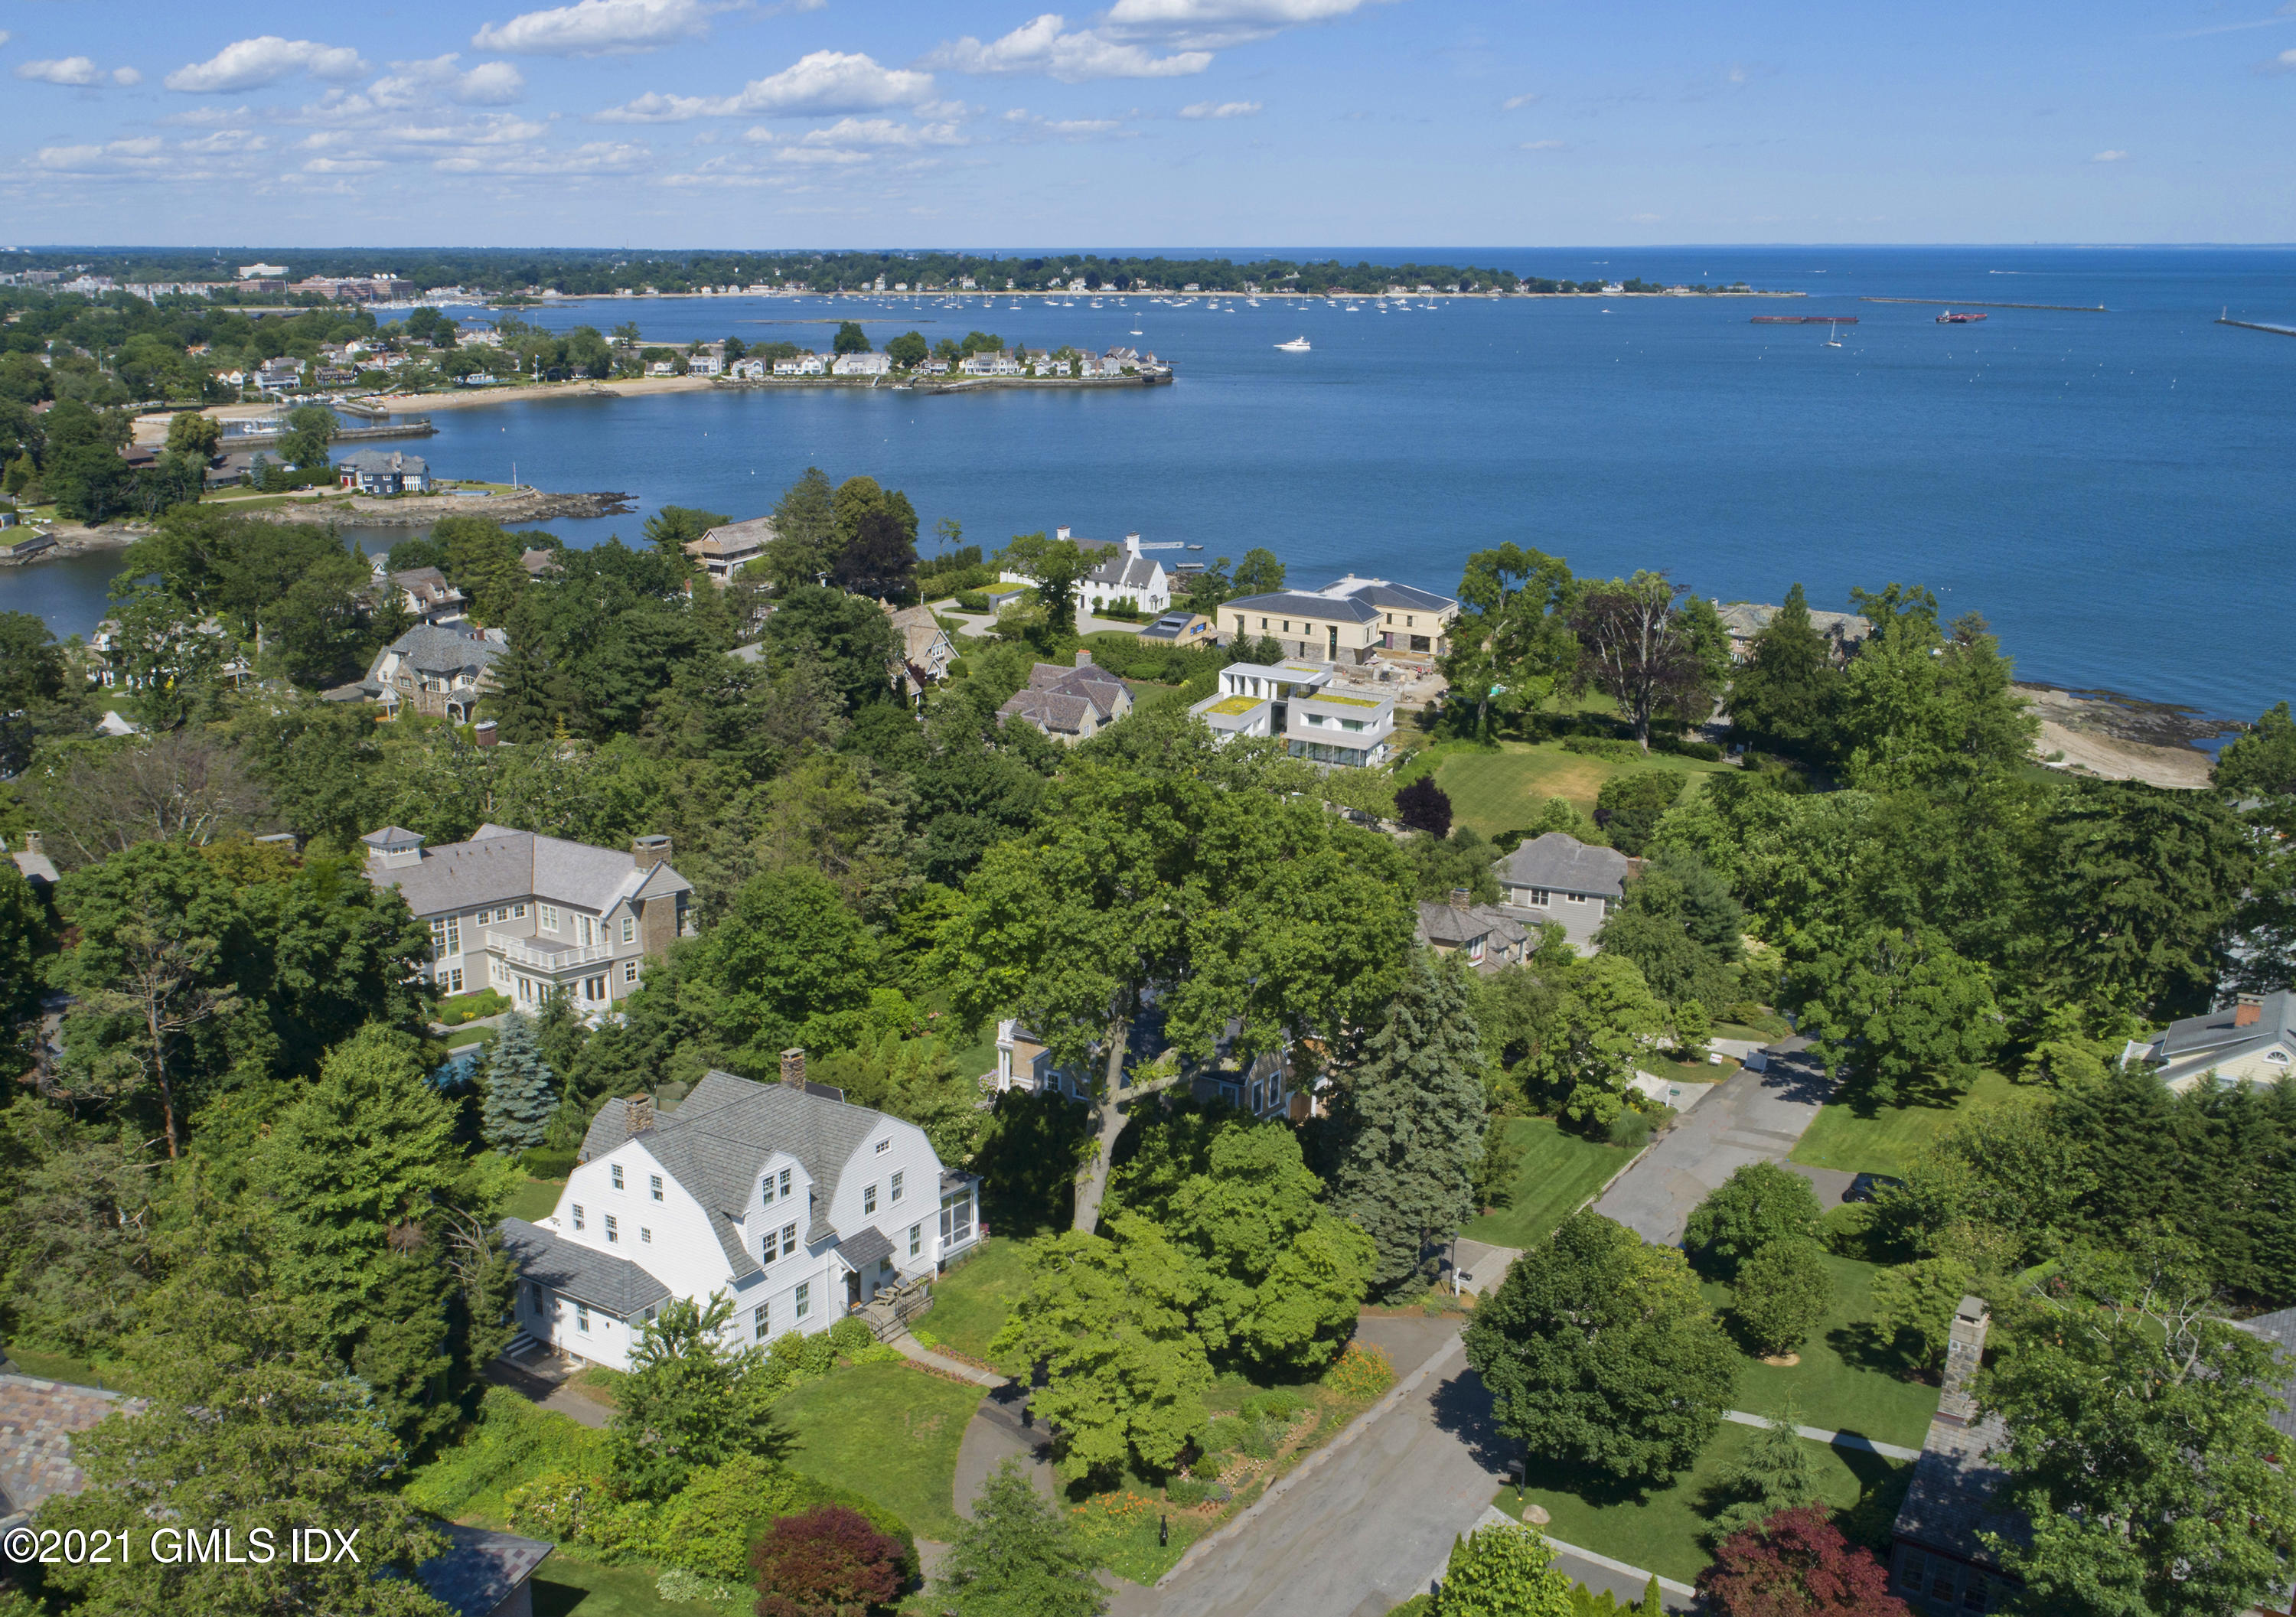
xmin=1489 ymin=833 xmax=1632 ymax=954
xmin=1415 ymin=891 xmax=1532 ymax=973
xmin=1890 ymin=1297 xmax=2028 ymax=1615
xmin=997 ymin=650 xmax=1132 ymax=742
xmin=361 ymin=824 xmax=692 ymax=1010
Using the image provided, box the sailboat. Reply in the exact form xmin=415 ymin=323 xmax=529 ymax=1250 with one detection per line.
xmin=1824 ymin=321 xmax=1843 ymax=348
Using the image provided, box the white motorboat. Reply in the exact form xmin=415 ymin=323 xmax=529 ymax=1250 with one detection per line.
xmin=1276 ymin=336 xmax=1312 ymax=352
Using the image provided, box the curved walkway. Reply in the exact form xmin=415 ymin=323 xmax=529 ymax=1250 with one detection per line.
xmin=889 ymin=1330 xmax=1003 ymax=1387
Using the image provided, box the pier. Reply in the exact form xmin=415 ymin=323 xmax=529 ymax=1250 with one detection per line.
xmin=2217 ymin=317 xmax=2296 ymax=338
xmin=1860 ymin=298 xmax=2108 ymax=312
xmin=220 ymin=417 xmax=435 ymax=448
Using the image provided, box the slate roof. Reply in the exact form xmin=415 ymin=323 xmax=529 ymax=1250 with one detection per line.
xmin=1314 ymin=576 xmax=1457 ymax=615
xmin=499 ymin=1218 xmax=672 ymax=1316
xmin=999 ymin=660 xmax=1129 ymax=735
xmin=2143 ymin=992 xmax=2296 ymax=1081
xmin=4 ymin=836 xmax=57 ymax=892
xmin=1492 ymin=833 xmax=1631 ymax=900
xmin=1715 ymin=601 xmax=1874 ymax=647
xmin=364 ymin=623 xmax=502 ymax=685
xmin=364 ymin=823 xmax=691 ymax=920
xmin=1892 ymin=1413 xmax=2027 ymax=1570
xmin=1415 ymin=898 xmax=1530 ymax=957
xmin=579 ymin=1071 xmax=890 ymax=1276
xmin=415 ymin=1523 xmax=553 ymax=1617
xmin=840 ymin=1226 xmax=895 ymax=1270
xmin=2239 ymin=1306 xmax=2296 ymax=1443
xmin=341 ymin=448 xmax=429 ymax=476
xmin=1222 ymin=590 xmax=1381 ymax=624
xmin=1087 ymin=552 xmax=1163 ymax=593
xmin=0 ymin=1374 xmax=145 ymax=1527
xmin=685 ymin=516 xmax=775 ymax=559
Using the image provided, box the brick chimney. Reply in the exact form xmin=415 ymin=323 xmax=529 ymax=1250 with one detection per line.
xmin=1074 ymin=649 xmax=1093 ymax=668
xmin=2236 ymin=999 xmax=2264 ymax=1029
xmin=621 ymin=1094 xmax=654 ymax=1135
xmin=781 ymin=1048 xmax=807 ymax=1087
xmin=632 ymin=833 xmax=670 ymax=869
xmin=1450 ymin=888 xmax=1473 ymax=910
xmin=1935 ymin=1296 xmax=1990 ymax=1426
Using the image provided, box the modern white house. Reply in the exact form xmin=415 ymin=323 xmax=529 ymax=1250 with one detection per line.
xmin=362 ymin=825 xmax=693 ymax=1009
xmin=501 ymin=1063 xmax=982 ymax=1366
xmin=1186 ymin=660 xmax=1395 ymax=767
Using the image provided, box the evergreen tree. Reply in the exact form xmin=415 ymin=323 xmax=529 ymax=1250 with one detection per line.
xmin=481 ymin=1011 xmax=559 ymax=1153
xmin=1327 ymin=954 xmax=1487 ymax=1299
xmin=935 ymin=1458 xmax=1107 ymax=1617
xmin=1727 ymin=583 xmax=1838 ymax=761
xmin=610 ymin=1294 xmax=792 ymax=1501
xmin=1703 ymin=1404 xmax=1821 ymax=1545
xmin=489 ymin=608 xmax=560 ymax=743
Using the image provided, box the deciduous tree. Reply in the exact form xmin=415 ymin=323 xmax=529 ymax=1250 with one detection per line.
xmin=1571 ymin=572 xmax=1720 ymax=750
xmin=753 ymin=1505 xmax=905 ymax=1617
xmin=1437 ymin=1523 xmax=1574 ymax=1617
xmin=934 ymin=1457 xmax=1107 ymax=1617
xmin=612 ymin=1294 xmax=792 ymax=1501
xmin=1684 ymin=1162 xmax=1825 ymax=1279
xmin=1465 ymin=1209 xmax=1734 ymax=1485
xmin=1733 ymin=1240 xmax=1833 ymax=1358
xmin=1698 ymin=1507 xmax=1909 ymax=1617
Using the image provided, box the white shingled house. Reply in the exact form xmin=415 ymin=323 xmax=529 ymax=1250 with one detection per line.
xmin=500 ymin=1061 xmax=982 ymax=1365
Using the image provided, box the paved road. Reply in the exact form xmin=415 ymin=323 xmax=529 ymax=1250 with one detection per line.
xmin=1110 ymin=1318 xmax=1503 ymax=1617
xmin=1593 ymin=1041 xmax=1834 ymax=1247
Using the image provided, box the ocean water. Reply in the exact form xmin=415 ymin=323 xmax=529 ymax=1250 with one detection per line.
xmin=5 ymin=246 xmax=2292 ymax=720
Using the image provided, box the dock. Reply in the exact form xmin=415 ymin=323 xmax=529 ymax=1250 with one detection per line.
xmin=220 ymin=417 xmax=435 ymax=448
xmin=1860 ymin=298 xmax=2107 ymax=312
xmin=2217 ymin=317 xmax=2296 ymax=338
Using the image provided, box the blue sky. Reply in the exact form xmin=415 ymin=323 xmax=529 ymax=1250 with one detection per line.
xmin=1 ymin=0 xmax=2291 ymax=246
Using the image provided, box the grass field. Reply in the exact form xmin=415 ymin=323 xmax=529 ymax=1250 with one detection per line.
xmin=1433 ymin=742 xmax=1732 ymax=839
xmin=529 ymin=1547 xmax=738 ymax=1617
xmin=1506 ymin=1423 xmax=1909 ymax=1585
xmin=1701 ymin=1254 xmax=1939 ymax=1449
xmin=1460 ymin=1118 xmax=1638 ymax=1250
xmin=1 ymin=1344 xmax=147 ymax=1395
xmin=506 ymin=1177 xmax=565 ymax=1222
xmin=774 ymin=1362 xmax=983 ymax=1541
xmin=925 ymin=1237 xmax=1027 ymax=1361
xmin=1790 ymin=1070 xmax=2019 ymax=1178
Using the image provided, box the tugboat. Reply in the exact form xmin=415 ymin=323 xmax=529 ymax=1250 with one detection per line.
xmin=1275 ymin=336 xmax=1312 ymax=352
xmin=1936 ymin=310 xmax=1988 ymax=324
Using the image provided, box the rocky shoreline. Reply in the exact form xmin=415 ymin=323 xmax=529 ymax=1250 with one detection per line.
xmin=2017 ymin=683 xmax=2239 ymax=790
xmin=244 ymin=489 xmax=637 ymax=528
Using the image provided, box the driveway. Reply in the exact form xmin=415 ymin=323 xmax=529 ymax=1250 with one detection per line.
xmin=1593 ymin=1041 xmax=1833 ymax=1247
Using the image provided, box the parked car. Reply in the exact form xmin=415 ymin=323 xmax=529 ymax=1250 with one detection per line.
xmin=1845 ymin=1172 xmax=1905 ymax=1204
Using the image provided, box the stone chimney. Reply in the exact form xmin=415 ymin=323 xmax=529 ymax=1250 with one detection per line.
xmin=781 ymin=1048 xmax=807 ymax=1087
xmin=1074 ymin=649 xmax=1093 ymax=668
xmin=1935 ymin=1295 xmax=1990 ymax=1426
xmin=23 ymin=832 xmax=42 ymax=859
xmin=1450 ymin=888 xmax=1473 ymax=910
xmin=622 ymin=1094 xmax=655 ymax=1136
xmin=633 ymin=833 xmax=671 ymax=869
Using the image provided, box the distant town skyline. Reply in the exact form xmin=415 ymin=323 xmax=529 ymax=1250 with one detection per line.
xmin=1 ymin=0 xmax=2291 ymax=247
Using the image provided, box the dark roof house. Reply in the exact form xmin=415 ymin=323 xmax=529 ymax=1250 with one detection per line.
xmin=2131 ymin=991 xmax=2296 ymax=1093
xmin=0 ymin=1373 xmax=146 ymax=1532
xmin=413 ymin=1522 xmax=554 ymax=1617
xmin=1415 ymin=892 xmax=1531 ymax=973
xmin=997 ymin=651 xmax=1131 ymax=742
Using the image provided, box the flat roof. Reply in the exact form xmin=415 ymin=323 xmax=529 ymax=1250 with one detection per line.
xmin=1305 ymin=693 xmax=1385 ymax=709
xmin=1205 ymin=695 xmax=1265 ymax=716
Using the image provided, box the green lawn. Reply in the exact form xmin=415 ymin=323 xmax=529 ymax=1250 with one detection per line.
xmin=774 ymin=1361 xmax=983 ymax=1540
xmin=446 ymin=1027 xmax=497 ymax=1051
xmin=506 ymin=1177 xmax=564 ymax=1222
xmin=1460 ymin=1118 xmax=1637 ymax=1250
xmin=1508 ymin=1423 xmax=1910 ymax=1585
xmin=925 ymin=1237 xmax=1028 ymax=1361
xmin=1433 ymin=742 xmax=1731 ymax=839
xmin=2 ymin=1344 xmax=148 ymax=1395
xmin=530 ymin=1545 xmax=739 ymax=1617
xmin=1790 ymin=1070 xmax=2019 ymax=1178
xmin=1700 ymin=1254 xmax=1939 ymax=1449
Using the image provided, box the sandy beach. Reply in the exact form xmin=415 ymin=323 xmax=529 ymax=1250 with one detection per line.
xmin=2017 ymin=683 xmax=2234 ymax=790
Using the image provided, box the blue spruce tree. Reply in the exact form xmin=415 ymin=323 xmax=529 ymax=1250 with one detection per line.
xmin=481 ymin=1011 xmax=559 ymax=1153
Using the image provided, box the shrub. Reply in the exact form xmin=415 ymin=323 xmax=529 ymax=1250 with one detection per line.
xmin=517 ymin=1144 xmax=577 ymax=1180
xmin=1321 ymin=1341 xmax=1396 ymax=1401
xmin=1438 ymin=1523 xmax=1574 ymax=1617
xmin=1164 ymin=1475 xmax=1215 ymax=1506
xmin=1397 ymin=776 xmax=1453 ymax=838
xmin=406 ymin=1386 xmax=606 ymax=1519
xmin=1683 ymin=1161 xmax=1825 ymax=1278
xmin=954 ymin=590 xmax=990 ymax=612
xmin=654 ymin=1567 xmax=739 ymax=1604
xmin=505 ymin=1469 xmax=651 ymax=1557
xmin=1698 ymin=1507 xmax=1907 ymax=1617
xmin=1606 ymin=1109 xmax=1657 ymax=1149
xmin=1821 ymin=1202 xmax=1884 ymax=1262
xmin=651 ymin=1455 xmax=806 ymax=1580
xmin=1562 ymin=735 xmax=1643 ymax=763
xmin=827 ymin=1316 xmax=875 ymax=1358
xmin=752 ymin=1505 xmax=906 ymax=1617
xmin=771 ymin=1328 xmax=838 ymax=1381
xmin=438 ymin=988 xmax=510 ymax=1025
xmin=1732 ymin=1239 xmax=1834 ymax=1357
xmin=1240 ymin=1387 xmax=1311 ymax=1424
xmin=1593 ymin=772 xmax=1685 ymax=857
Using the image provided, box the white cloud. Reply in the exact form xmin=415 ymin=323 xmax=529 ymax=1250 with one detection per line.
xmin=18 ymin=57 xmax=103 ymax=86
xmin=931 ymin=14 xmax=1211 ymax=80
xmin=1625 ymin=211 xmax=1662 ymax=223
xmin=455 ymin=60 xmax=527 ymax=103
xmin=789 ymin=116 xmax=966 ymax=147
xmin=29 ymin=136 xmax=169 ymax=175
xmin=1502 ymin=92 xmax=1537 ymax=109
xmin=1179 ymin=99 xmax=1260 ymax=117
xmin=2092 ymin=148 xmax=2128 ymax=161
xmin=0 ymin=32 xmax=11 ymax=49
xmin=595 ymin=50 xmax=933 ymax=121
xmin=1519 ymin=139 xmax=1564 ymax=150
xmin=113 ymin=67 xmax=142 ymax=86
xmin=2267 ymin=47 xmax=2296 ymax=71
xmin=434 ymin=140 xmax=653 ymax=174
xmin=370 ymin=54 xmax=528 ymax=107
xmin=165 ymin=37 xmax=368 ymax=93
xmin=473 ymin=0 xmax=712 ymax=57
xmin=1104 ymin=0 xmax=1389 ymax=48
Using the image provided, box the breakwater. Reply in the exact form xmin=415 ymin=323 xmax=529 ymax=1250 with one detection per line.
xmin=222 ymin=418 xmax=435 ymax=448
xmin=1860 ymin=298 xmax=2108 ymax=312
